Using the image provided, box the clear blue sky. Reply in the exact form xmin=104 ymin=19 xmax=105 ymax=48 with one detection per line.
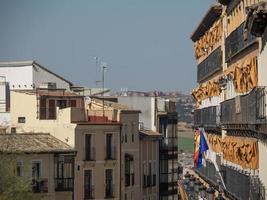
xmin=0 ymin=0 xmax=214 ymax=93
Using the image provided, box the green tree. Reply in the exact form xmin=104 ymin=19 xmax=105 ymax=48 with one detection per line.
xmin=0 ymin=154 xmax=33 ymax=200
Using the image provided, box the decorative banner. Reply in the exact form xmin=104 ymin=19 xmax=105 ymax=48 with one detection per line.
xmin=206 ymin=134 xmax=259 ymax=170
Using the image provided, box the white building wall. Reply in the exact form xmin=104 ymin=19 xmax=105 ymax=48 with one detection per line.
xmin=118 ymin=96 xmax=156 ymax=131
xmin=33 ymin=65 xmax=71 ymax=90
xmin=0 ymin=76 xmax=6 ymax=112
xmin=0 ymin=65 xmax=33 ymax=90
xmin=258 ymin=40 xmax=267 ymax=87
xmin=259 ymin=141 xmax=267 ymax=199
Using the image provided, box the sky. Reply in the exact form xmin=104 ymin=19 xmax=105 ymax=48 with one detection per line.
xmin=0 ymin=0 xmax=214 ymax=94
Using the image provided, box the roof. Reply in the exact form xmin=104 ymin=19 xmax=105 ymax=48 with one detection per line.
xmin=91 ymin=98 xmax=141 ymax=112
xmin=0 ymin=60 xmax=73 ymax=86
xmin=139 ymin=129 xmax=162 ymax=138
xmin=191 ymin=4 xmax=223 ymax=42
xmin=13 ymin=89 xmax=83 ymax=98
xmin=0 ymin=133 xmax=75 ymax=154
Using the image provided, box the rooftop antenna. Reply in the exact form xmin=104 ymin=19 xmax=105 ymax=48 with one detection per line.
xmin=101 ymin=62 xmax=108 ymax=118
xmin=93 ymin=57 xmax=99 ymax=87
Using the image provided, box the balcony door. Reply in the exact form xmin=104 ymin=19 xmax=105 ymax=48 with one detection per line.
xmin=105 ymin=169 xmax=113 ymax=198
xmin=106 ymin=134 xmax=113 ymax=159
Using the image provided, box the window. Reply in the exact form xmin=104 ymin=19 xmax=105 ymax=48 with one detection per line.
xmin=84 ymin=170 xmax=93 ymax=199
xmin=85 ymin=134 xmax=94 ymax=160
xmin=18 ymin=117 xmax=26 ymax=123
xmin=70 ymin=100 xmax=77 ymax=107
xmin=16 ymin=162 xmax=23 ymax=177
xmin=39 ymin=98 xmax=47 ymax=119
xmin=131 ymin=123 xmax=134 ymax=142
xmin=106 ymin=134 xmax=114 ymax=160
xmin=32 ymin=161 xmax=41 ymax=179
xmin=124 ymin=125 xmax=127 ymax=143
xmin=57 ymin=100 xmax=67 ymax=109
xmin=54 ymin=155 xmax=74 ymax=191
xmin=125 ymin=154 xmax=134 ymax=187
xmin=48 ymin=99 xmax=56 ymax=119
xmin=105 ymin=169 xmax=113 ymax=198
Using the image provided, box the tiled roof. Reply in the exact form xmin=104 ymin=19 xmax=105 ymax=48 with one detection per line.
xmin=0 ymin=133 xmax=75 ymax=153
xmin=91 ymin=98 xmax=140 ymax=112
xmin=14 ymin=89 xmax=83 ymax=97
xmin=139 ymin=129 xmax=162 ymax=137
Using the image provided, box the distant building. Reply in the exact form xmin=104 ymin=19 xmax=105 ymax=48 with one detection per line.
xmin=191 ymin=1 xmax=267 ymax=199
xmin=118 ymin=96 xmax=178 ymax=200
xmin=0 ymin=60 xmax=73 ymax=128
xmin=139 ymin=129 xmax=161 ymax=200
xmin=0 ymin=133 xmax=76 ymax=200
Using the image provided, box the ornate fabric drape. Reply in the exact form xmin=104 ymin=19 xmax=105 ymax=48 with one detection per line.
xmin=207 ymin=134 xmax=259 ymax=170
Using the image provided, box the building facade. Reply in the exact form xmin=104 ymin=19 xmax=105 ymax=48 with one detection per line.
xmin=0 ymin=133 xmax=76 ymax=200
xmin=118 ymin=96 xmax=178 ymax=200
xmin=192 ymin=1 xmax=267 ymax=199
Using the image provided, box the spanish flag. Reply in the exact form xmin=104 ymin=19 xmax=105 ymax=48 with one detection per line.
xmin=194 ymin=128 xmax=209 ymax=168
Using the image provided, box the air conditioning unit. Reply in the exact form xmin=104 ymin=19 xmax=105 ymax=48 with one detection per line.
xmin=39 ymin=82 xmax=57 ymax=89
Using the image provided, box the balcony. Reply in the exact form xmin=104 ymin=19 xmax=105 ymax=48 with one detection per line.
xmin=55 ymin=178 xmax=74 ymax=191
xmin=84 ymin=185 xmax=94 ymax=199
xmin=225 ymin=22 xmax=257 ymax=62
xmin=221 ymin=87 xmax=266 ymax=129
xmin=32 ymin=178 xmax=48 ymax=193
xmin=197 ymin=47 xmax=222 ymax=83
xmin=194 ymin=106 xmax=220 ymax=129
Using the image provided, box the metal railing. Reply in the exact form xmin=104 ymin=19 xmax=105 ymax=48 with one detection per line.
xmin=54 ymin=178 xmax=73 ymax=191
xmin=194 ymin=105 xmax=221 ymax=128
xmin=32 ymin=178 xmax=48 ymax=193
xmin=197 ymin=47 xmax=223 ymax=83
xmin=250 ymin=176 xmax=266 ymax=200
xmin=225 ymin=22 xmax=256 ymax=61
xmin=221 ymin=165 xmax=250 ymax=200
xmin=221 ymin=87 xmax=266 ymax=126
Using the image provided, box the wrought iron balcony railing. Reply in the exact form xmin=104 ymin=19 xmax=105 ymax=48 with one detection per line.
xmin=194 ymin=105 xmax=221 ymax=128
xmin=55 ymin=178 xmax=74 ymax=191
xmin=225 ymin=22 xmax=256 ymax=61
xmin=221 ymin=87 xmax=266 ymax=127
xmin=197 ymin=47 xmax=223 ymax=83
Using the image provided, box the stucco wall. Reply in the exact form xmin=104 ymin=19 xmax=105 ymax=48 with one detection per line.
xmin=10 ymin=91 xmax=76 ymax=147
xmin=0 ymin=65 xmax=33 ymax=90
xmin=259 ymin=141 xmax=267 ymax=199
xmin=118 ymin=97 xmax=156 ymax=131
xmin=75 ymin=124 xmax=121 ymax=200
